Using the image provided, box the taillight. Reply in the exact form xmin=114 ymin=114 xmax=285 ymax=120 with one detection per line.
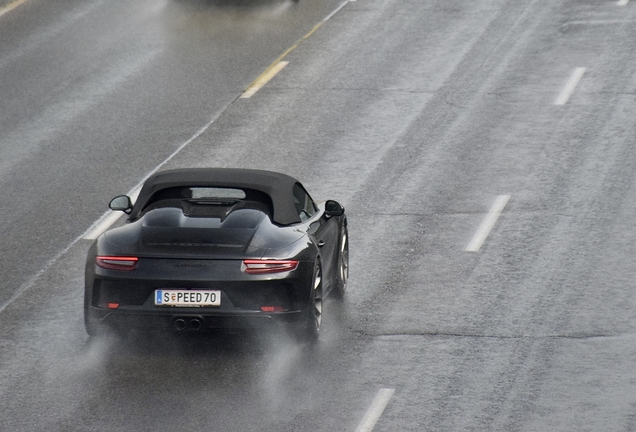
xmin=261 ymin=306 xmax=285 ymax=312
xmin=242 ymin=260 xmax=299 ymax=275
xmin=96 ymin=256 xmax=138 ymax=271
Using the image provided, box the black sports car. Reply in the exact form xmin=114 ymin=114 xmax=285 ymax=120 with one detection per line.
xmin=84 ymin=168 xmax=348 ymax=341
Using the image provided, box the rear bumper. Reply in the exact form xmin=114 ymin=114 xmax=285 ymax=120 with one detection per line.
xmin=84 ymin=258 xmax=315 ymax=334
xmin=86 ymin=306 xmax=306 ymax=332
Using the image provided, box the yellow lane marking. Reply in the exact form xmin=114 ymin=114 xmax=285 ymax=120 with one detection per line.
xmin=240 ymin=61 xmax=289 ymax=99
xmin=240 ymin=1 xmax=350 ymax=98
xmin=240 ymin=20 xmax=325 ymax=98
xmin=0 ymin=0 xmax=30 ymax=19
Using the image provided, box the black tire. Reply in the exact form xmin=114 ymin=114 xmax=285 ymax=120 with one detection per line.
xmin=84 ymin=304 xmax=111 ymax=338
xmin=297 ymin=260 xmax=323 ymax=342
xmin=84 ymin=304 xmax=99 ymax=337
xmin=85 ymin=321 xmax=98 ymax=337
xmin=84 ymin=312 xmax=107 ymax=338
xmin=332 ymin=226 xmax=349 ymax=299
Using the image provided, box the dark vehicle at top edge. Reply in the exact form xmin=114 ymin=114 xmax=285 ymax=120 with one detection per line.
xmin=84 ymin=168 xmax=348 ymax=341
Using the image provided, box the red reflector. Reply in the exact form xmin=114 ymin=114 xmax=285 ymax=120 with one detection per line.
xmin=242 ymin=260 xmax=299 ymax=275
xmin=96 ymin=256 xmax=138 ymax=271
xmin=261 ymin=306 xmax=285 ymax=312
xmin=106 ymin=303 xmax=120 ymax=309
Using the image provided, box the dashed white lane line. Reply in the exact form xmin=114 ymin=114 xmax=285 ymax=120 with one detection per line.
xmin=554 ymin=67 xmax=587 ymax=106
xmin=466 ymin=195 xmax=510 ymax=252
xmin=355 ymin=388 xmax=395 ymax=432
xmin=617 ymin=0 xmax=629 ymax=6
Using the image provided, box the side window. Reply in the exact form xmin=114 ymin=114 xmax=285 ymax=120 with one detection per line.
xmin=293 ymin=183 xmax=317 ymax=222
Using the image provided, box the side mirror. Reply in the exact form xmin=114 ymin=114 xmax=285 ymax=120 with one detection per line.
xmin=109 ymin=195 xmax=133 ymax=214
xmin=325 ymin=200 xmax=345 ymax=217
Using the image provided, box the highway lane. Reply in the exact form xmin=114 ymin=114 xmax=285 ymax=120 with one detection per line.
xmin=1 ymin=0 xmax=636 ymax=430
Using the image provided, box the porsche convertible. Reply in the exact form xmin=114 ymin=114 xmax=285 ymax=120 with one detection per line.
xmin=84 ymin=168 xmax=348 ymax=341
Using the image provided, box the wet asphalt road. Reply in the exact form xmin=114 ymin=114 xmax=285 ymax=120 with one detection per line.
xmin=1 ymin=0 xmax=636 ymax=430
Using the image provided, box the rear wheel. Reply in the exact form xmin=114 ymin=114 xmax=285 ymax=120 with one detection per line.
xmin=332 ymin=226 xmax=349 ymax=299
xmin=84 ymin=303 xmax=100 ymax=337
xmin=297 ymin=260 xmax=323 ymax=342
xmin=85 ymin=318 xmax=98 ymax=337
xmin=84 ymin=308 xmax=113 ymax=338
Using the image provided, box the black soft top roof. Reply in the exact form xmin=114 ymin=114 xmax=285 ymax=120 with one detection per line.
xmin=130 ymin=168 xmax=303 ymax=225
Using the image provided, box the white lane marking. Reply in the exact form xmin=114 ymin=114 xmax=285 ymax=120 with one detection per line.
xmin=84 ymin=212 xmax=123 ymax=241
xmin=355 ymin=388 xmax=395 ymax=432
xmin=324 ymin=0 xmax=349 ymax=20
xmin=617 ymin=0 xmax=629 ymax=6
xmin=240 ymin=61 xmax=289 ymax=99
xmin=0 ymin=0 xmax=29 ymax=18
xmin=83 ymin=188 xmax=141 ymax=240
xmin=466 ymin=195 xmax=510 ymax=252
xmin=0 ymin=238 xmax=77 ymax=315
xmin=566 ymin=19 xmax=636 ymax=25
xmin=554 ymin=67 xmax=586 ymax=105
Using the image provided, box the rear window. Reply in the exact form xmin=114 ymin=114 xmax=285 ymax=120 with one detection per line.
xmin=145 ymin=186 xmax=253 ymax=205
xmin=190 ymin=188 xmax=246 ymax=200
xmin=140 ymin=186 xmax=273 ymax=219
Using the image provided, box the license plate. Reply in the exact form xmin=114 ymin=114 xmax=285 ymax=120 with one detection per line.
xmin=154 ymin=290 xmax=221 ymax=307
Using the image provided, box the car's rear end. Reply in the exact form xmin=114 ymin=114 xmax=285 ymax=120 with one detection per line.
xmin=85 ymin=255 xmax=315 ymax=334
xmin=84 ymin=205 xmax=316 ymax=335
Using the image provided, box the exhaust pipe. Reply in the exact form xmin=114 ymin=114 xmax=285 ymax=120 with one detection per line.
xmin=173 ymin=316 xmax=204 ymax=331
xmin=173 ymin=318 xmax=187 ymax=331
xmin=189 ymin=318 xmax=202 ymax=331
